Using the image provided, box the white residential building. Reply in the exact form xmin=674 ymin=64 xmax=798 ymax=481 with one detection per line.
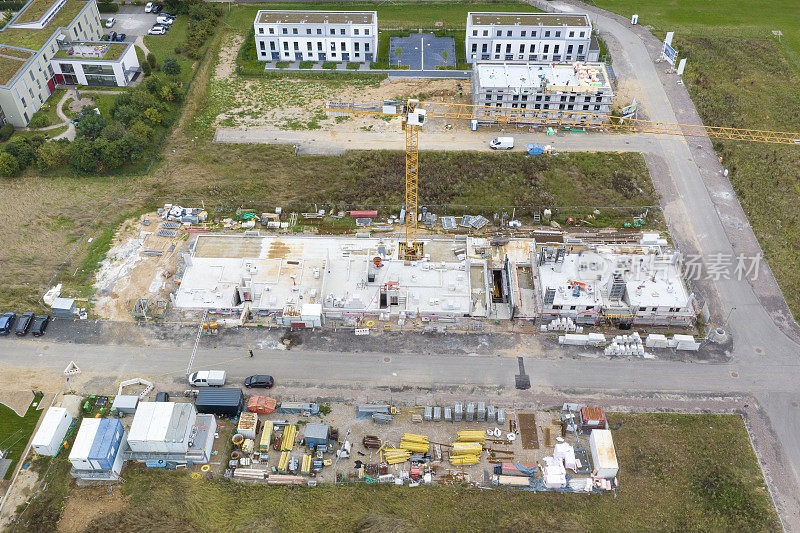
xmin=253 ymin=10 xmax=377 ymax=63
xmin=471 ymin=62 xmax=614 ymax=125
xmin=532 ymin=240 xmax=698 ymax=327
xmin=465 ymin=12 xmax=599 ymax=64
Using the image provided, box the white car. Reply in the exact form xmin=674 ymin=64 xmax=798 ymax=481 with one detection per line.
xmin=144 ymin=2 xmax=154 ymax=12
xmin=156 ymin=15 xmax=174 ymax=25
xmin=104 ymin=17 xmax=115 ymax=28
xmin=147 ymin=25 xmax=166 ymax=35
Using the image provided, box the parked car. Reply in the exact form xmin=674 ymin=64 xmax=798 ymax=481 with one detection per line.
xmin=0 ymin=312 xmax=16 ymax=335
xmin=244 ymin=375 xmax=274 ymax=389
xmin=114 ymin=33 xmax=126 ymax=42
xmin=31 ymin=315 xmax=49 ymax=336
xmin=144 ymin=1 xmax=154 ymax=12
xmin=152 ymin=4 xmax=163 ymax=13
xmin=156 ymin=15 xmax=174 ymax=25
xmin=15 ymin=312 xmax=34 ymax=336
xmin=108 ymin=31 xmax=117 ymax=41
xmin=155 ymin=392 xmax=169 ymax=402
xmin=104 ymin=17 xmax=115 ymax=28
xmin=489 ymin=136 xmax=514 ymax=150
xmin=147 ymin=25 xmax=166 ymax=35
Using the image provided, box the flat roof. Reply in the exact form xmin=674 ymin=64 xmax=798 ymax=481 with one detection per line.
xmin=53 ymin=41 xmax=129 ymax=61
xmin=0 ymin=0 xmax=86 ymax=50
xmin=14 ymin=0 xmax=62 ymax=25
xmin=256 ymin=10 xmax=375 ymax=25
xmin=469 ymin=12 xmax=589 ymax=27
xmin=476 ymin=62 xmax=611 ymax=93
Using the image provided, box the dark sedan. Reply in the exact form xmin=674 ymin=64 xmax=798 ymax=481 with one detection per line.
xmin=244 ymin=375 xmax=274 ymax=388
xmin=0 ymin=312 xmax=15 ymax=335
xmin=31 ymin=315 xmax=49 ymax=336
xmin=15 ymin=311 xmax=34 ymax=335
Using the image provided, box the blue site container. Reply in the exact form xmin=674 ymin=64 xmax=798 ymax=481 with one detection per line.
xmin=88 ymin=419 xmax=124 ymax=470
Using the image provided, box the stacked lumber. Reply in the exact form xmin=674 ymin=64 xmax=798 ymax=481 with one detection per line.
xmin=281 ymin=425 xmax=296 ymax=451
xmin=400 ymin=433 xmax=430 ymax=453
xmin=382 ymin=448 xmax=412 ymax=465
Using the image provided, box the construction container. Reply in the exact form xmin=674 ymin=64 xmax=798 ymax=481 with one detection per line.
xmin=111 ymin=395 xmax=139 ymax=415
xmin=372 ymin=413 xmax=393 ymax=424
xmin=247 ymin=396 xmax=277 ymax=414
xmin=69 ymin=418 xmax=124 ymax=471
xmin=497 ymin=409 xmax=505 ymax=424
xmin=237 ymin=412 xmax=258 ymax=440
xmin=278 ymin=402 xmax=319 ymax=416
xmin=196 ymin=388 xmax=244 ymax=417
xmin=304 ymin=423 xmax=329 ymax=448
xmin=32 ymin=407 xmax=71 ymax=457
xmin=477 ymin=402 xmax=486 ymax=422
xmin=589 ymin=429 xmax=618 ymax=479
xmin=444 ymin=407 xmax=452 ymax=422
xmin=454 ymin=403 xmax=463 ymax=422
xmin=492 ymin=474 xmax=532 ymax=487
xmin=466 ymin=403 xmax=475 ymax=422
xmin=128 ymin=402 xmax=197 ymax=454
xmin=423 ymin=406 xmax=432 ymax=421
xmin=433 ymin=406 xmax=442 ymax=422
xmin=581 ymin=406 xmax=607 ymax=432
xmin=51 ymin=297 xmax=75 ymax=318
xmin=487 ymin=405 xmax=495 ymax=423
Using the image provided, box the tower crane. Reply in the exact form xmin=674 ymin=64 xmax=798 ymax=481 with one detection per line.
xmin=324 ymin=99 xmax=800 ymax=260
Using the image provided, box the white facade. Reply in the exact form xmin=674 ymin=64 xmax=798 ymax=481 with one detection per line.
xmin=52 ymin=42 xmax=139 ymax=87
xmin=465 ymin=12 xmax=598 ymax=64
xmin=32 ymin=407 xmax=71 ymax=457
xmin=472 ymin=62 xmax=614 ymax=124
xmin=68 ymin=417 xmax=100 ymax=470
xmin=253 ymin=10 xmax=377 ymax=63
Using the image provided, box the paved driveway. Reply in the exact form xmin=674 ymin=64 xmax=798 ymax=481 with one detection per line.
xmin=389 ymin=33 xmax=455 ymax=70
xmin=110 ymin=7 xmax=159 ymax=37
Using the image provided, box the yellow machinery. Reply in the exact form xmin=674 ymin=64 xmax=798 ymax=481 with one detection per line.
xmin=324 ymin=99 xmax=800 ymax=260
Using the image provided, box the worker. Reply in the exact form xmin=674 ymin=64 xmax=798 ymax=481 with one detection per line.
xmin=248 ymin=349 xmax=254 ymax=358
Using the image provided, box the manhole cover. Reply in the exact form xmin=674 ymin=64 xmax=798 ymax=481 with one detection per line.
xmin=383 ymin=357 xmax=391 ymax=363
xmin=730 ymin=372 xmax=738 ymax=378
xmin=42 ymin=346 xmax=49 ymax=350
xmin=755 ymin=348 xmax=763 ymax=354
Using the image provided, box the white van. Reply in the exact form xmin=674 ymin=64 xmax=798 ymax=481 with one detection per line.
xmin=490 ymin=137 xmax=514 ymax=150
xmin=188 ymin=370 xmax=226 ymax=387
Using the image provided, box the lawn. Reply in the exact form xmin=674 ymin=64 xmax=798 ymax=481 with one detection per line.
xmin=0 ymin=392 xmax=44 ymax=480
xmin=143 ymin=15 xmax=194 ymax=85
xmin=29 ymin=89 xmax=65 ymax=128
xmin=592 ymin=0 xmax=800 ymax=318
xmin=12 ymin=413 xmax=778 ymax=531
xmin=224 ymin=2 xmax=539 ymax=30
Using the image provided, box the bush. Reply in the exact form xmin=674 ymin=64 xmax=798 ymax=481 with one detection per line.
xmin=322 ymin=62 xmax=337 ymax=70
xmin=97 ymin=3 xmax=119 ymax=13
xmin=0 ymin=151 xmax=19 ymax=176
xmin=0 ymin=123 xmax=13 ymax=142
xmin=173 ymin=45 xmax=183 ymax=55
xmin=4 ymin=136 xmax=38 ymax=168
xmin=28 ymin=110 xmax=50 ymax=129
xmin=141 ymin=61 xmax=152 ymax=77
xmin=35 ymin=140 xmax=70 ymax=171
xmin=147 ymin=52 xmax=157 ymax=69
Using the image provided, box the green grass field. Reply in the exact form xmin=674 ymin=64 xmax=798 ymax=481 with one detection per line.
xmin=592 ymin=0 xmax=800 ymax=318
xmin=0 ymin=393 xmax=43 ymax=479
xmin=12 ymin=413 xmax=775 ymax=532
xmin=143 ymin=15 xmax=193 ymax=85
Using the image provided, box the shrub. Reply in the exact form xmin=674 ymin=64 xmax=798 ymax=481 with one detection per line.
xmin=28 ymin=110 xmax=50 ymax=129
xmin=162 ymin=57 xmax=181 ymax=80
xmin=75 ymin=107 xmax=108 ymax=140
xmin=35 ymin=140 xmax=70 ymax=171
xmin=0 ymin=123 xmax=13 ymax=142
xmin=147 ymin=52 xmax=157 ymax=68
xmin=4 ymin=136 xmax=37 ymax=168
xmin=0 ymin=151 xmax=19 ymax=176
xmin=141 ymin=61 xmax=152 ymax=77
xmin=97 ymin=3 xmax=119 ymax=13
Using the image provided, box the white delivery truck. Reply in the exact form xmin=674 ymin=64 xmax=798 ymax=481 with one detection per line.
xmin=489 ymin=137 xmax=514 ymax=150
xmin=188 ymin=370 xmax=227 ymax=387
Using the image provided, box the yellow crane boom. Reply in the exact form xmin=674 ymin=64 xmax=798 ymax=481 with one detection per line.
xmin=324 ymin=99 xmax=800 ymax=259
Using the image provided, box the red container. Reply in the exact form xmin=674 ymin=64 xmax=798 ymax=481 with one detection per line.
xmin=348 ymin=210 xmax=378 ymax=218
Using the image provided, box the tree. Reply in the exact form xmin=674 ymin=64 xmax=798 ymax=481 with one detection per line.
xmin=147 ymin=52 xmax=157 ymax=69
xmin=144 ymin=107 xmax=163 ymax=125
xmin=75 ymin=107 xmax=108 ymax=140
xmin=442 ymin=48 xmax=448 ymax=64
xmin=141 ymin=61 xmax=152 ymax=77
xmin=0 ymin=152 xmax=19 ymax=176
xmin=159 ymin=85 xmax=175 ymax=102
xmin=162 ymin=57 xmax=181 ymax=81
xmin=395 ymin=47 xmax=403 ymax=66
xmin=68 ymin=137 xmax=96 ymax=172
xmin=35 ymin=140 xmax=70 ymax=171
xmin=102 ymin=122 xmax=126 ymax=141
xmin=28 ymin=110 xmax=50 ymax=129
xmin=4 ymin=137 xmax=36 ymax=168
xmin=0 ymin=123 xmax=13 ymax=142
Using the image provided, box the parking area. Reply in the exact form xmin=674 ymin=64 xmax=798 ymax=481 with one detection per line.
xmin=107 ymin=6 xmax=160 ymax=38
xmin=389 ymin=33 xmax=455 ymax=70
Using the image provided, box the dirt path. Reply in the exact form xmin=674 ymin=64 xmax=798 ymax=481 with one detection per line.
xmin=215 ymin=34 xmax=243 ymax=80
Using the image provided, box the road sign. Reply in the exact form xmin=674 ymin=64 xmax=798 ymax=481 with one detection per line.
xmin=676 ymin=58 xmax=687 ymax=77
xmin=664 ymin=32 xmax=674 ymax=46
xmin=662 ymin=42 xmax=678 ymax=65
xmin=621 ymin=99 xmax=638 ymax=118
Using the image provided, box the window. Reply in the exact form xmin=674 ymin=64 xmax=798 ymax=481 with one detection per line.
xmin=85 ymin=74 xmax=117 ymax=87
xmin=472 ymin=30 xmax=477 ymax=36
xmin=292 ymin=28 xmax=297 ymax=34
xmin=496 ymin=30 xmax=501 ymax=36
xmin=330 ymin=29 xmax=335 ymax=35
xmin=307 ymin=42 xmax=312 ymax=50
xmin=29 ymin=71 xmax=34 ymax=81
xmin=340 ymin=42 xmax=345 ymax=50
xmin=293 ymin=42 xmax=298 ymax=51
xmin=580 ymin=31 xmax=585 ymax=37
xmin=258 ymin=28 xmax=264 ymax=34
xmin=365 ymin=43 xmax=369 ymax=51
xmin=521 ymin=31 xmax=526 ymax=37
xmin=567 ymin=104 xmax=573 ymax=110
xmin=330 ymin=43 xmax=335 ymax=51
xmin=354 ymin=42 xmax=359 ymax=51
xmin=306 ymin=29 xmax=311 ymax=35
xmin=354 ymin=28 xmax=359 ymax=35
xmin=482 ymin=43 xmax=487 ymax=52
xmin=506 ymin=44 xmax=511 ymax=53
xmin=512 ymin=95 xmax=518 ymax=101
xmin=340 ymin=28 xmax=345 ymax=35
xmin=260 ymin=41 xmax=265 ymax=51
xmin=532 ymin=31 xmax=537 ymax=37
xmin=594 ymin=105 xmax=601 ymax=110
xmin=552 ymin=305 xmax=562 ymax=310
xmin=77 ymin=21 xmax=82 ymax=32
xmin=521 ymin=103 xmax=526 ymax=109
xmin=269 ymin=28 xmax=274 ymax=34
xmin=60 ymin=63 xmax=74 ymax=73
xmin=21 ymin=96 xmax=26 ymax=106
xmin=567 ymin=44 xmax=573 ymax=54
xmin=83 ymin=64 xmax=114 ymax=75
xmin=578 ymin=45 xmax=584 ymax=53
xmin=73 ymin=28 xmax=77 ymax=37
xmin=544 ymin=31 xmax=550 ymax=37
xmin=586 ymin=306 xmax=594 ymax=310
xmin=283 ymin=42 xmax=288 ymax=50
xmin=317 ymin=29 xmax=321 ymax=35
xmin=496 ymin=95 xmax=502 ymax=100
xmin=270 ymin=41 xmax=275 ymax=51
xmin=569 ymin=31 xmax=574 ymax=37
xmin=364 ymin=29 xmax=369 ymax=35
xmin=521 ymin=94 xmax=527 ymax=101
xmin=282 ymin=28 xmax=287 ymax=35
xmin=554 ymin=45 xmax=559 ymax=53
xmin=519 ymin=44 xmax=524 ymax=53
xmin=569 ymin=306 xmax=576 ymax=310
xmin=511 ymin=103 xmax=517 ymax=108
xmin=583 ymin=104 xmax=589 ymax=110
xmin=555 ymin=31 xmax=561 ymax=37
xmin=472 ymin=43 xmax=477 ymax=53
xmin=317 ymin=42 xmax=322 ymax=50
xmin=23 ymin=111 xmax=28 ymax=122
xmin=543 ymin=44 xmax=549 ymax=53
xmin=495 ymin=44 xmax=501 ymax=53
xmin=506 ymin=30 xmax=512 ymax=36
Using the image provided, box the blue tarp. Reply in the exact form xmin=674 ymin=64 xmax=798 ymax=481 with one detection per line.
xmin=526 ymin=143 xmax=545 ymax=155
